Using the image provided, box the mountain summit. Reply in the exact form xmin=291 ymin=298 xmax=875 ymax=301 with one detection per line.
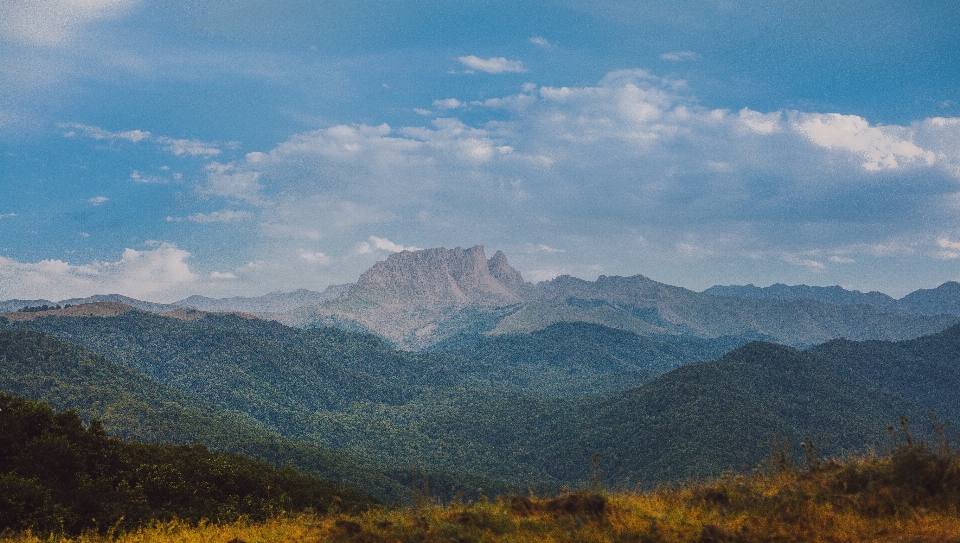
xmin=287 ymin=246 xmax=533 ymax=348
xmin=348 ymin=245 xmax=531 ymax=308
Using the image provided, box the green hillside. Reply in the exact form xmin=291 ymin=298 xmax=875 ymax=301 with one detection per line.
xmin=4 ymin=311 xmax=958 ymax=497
xmin=0 ymin=328 xmax=407 ymax=502
xmin=0 ymin=393 xmax=378 ymax=534
xmin=432 ymin=322 xmax=752 ymax=395
xmin=546 ymin=341 xmax=923 ymax=487
xmin=806 ymin=323 xmax=960 ymax=422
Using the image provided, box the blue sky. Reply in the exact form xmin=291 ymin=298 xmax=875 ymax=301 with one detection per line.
xmin=1 ymin=0 xmax=959 ymax=302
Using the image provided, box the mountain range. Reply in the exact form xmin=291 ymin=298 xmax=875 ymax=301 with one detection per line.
xmin=4 ymin=245 xmax=959 ymax=351
xmin=704 ymin=281 xmax=960 ymax=316
xmin=2 ymin=244 xmax=960 ymax=500
xmin=283 ymin=246 xmax=960 ymax=349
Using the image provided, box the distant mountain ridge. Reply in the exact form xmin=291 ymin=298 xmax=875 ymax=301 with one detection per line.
xmin=703 ymin=283 xmax=899 ymax=311
xmin=0 ymin=287 xmax=348 ymax=317
xmin=704 ymin=281 xmax=960 ymax=316
xmin=3 ymin=245 xmax=960 ymax=349
xmin=176 ymin=285 xmax=350 ymax=314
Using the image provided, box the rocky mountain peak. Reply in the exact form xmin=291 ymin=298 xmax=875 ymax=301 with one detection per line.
xmin=349 ymin=245 xmax=530 ymax=308
xmin=488 ymin=250 xmax=532 ymax=296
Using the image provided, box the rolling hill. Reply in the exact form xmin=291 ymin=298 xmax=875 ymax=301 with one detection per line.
xmin=6 ymin=306 xmax=958 ymax=492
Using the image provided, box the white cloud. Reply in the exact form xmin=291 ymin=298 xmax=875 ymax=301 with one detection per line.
xmin=660 ymin=51 xmax=699 ymax=61
xmin=433 ymin=98 xmax=462 ymax=109
xmin=203 ymin=162 xmax=264 ymax=204
xmin=209 ymin=271 xmax=238 ymax=280
xmin=62 ymin=123 xmax=223 ymax=157
xmin=0 ymin=0 xmax=138 ymax=47
xmin=782 ymin=253 xmax=826 ymax=272
xmin=530 ymin=36 xmax=552 ymax=48
xmin=130 ymin=170 xmax=182 ymax=184
xmin=524 ymin=243 xmax=564 ymax=253
xmin=155 ymin=136 xmax=224 ymax=157
xmin=186 ymin=68 xmax=960 ymax=294
xmin=88 ymin=196 xmax=108 ymax=205
xmin=186 ymin=210 xmax=255 ymax=223
xmin=792 ymin=113 xmax=936 ymax=171
xmin=0 ymin=213 xmax=16 ymax=219
xmin=0 ymin=243 xmax=198 ymax=302
xmin=297 ymin=248 xmax=331 ymax=265
xmin=458 ymin=55 xmax=527 ymax=74
xmin=414 ymin=108 xmax=433 ymax=116
xmin=62 ymin=123 xmax=150 ymax=142
xmin=937 ymin=238 xmax=960 ymax=259
xmin=737 ymin=108 xmax=782 ymax=135
xmin=355 ymin=236 xmax=423 ymax=255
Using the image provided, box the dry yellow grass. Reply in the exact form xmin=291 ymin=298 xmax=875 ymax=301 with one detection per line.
xmin=5 ymin=472 xmax=960 ymax=543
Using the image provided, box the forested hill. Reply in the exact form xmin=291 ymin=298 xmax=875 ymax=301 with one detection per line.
xmin=3 ymin=310 xmax=959 ymax=496
xmin=430 ymin=321 xmax=754 ymax=395
xmin=0 ymin=328 xmax=408 ymax=502
xmin=0 ymin=392 xmax=378 ymax=534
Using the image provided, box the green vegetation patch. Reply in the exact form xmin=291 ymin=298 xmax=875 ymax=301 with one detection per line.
xmin=0 ymin=392 xmax=379 ymax=535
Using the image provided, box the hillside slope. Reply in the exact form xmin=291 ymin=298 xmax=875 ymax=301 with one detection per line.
xmin=5 ymin=309 xmax=957 ymax=493
xmin=0 ymin=328 xmax=407 ymax=501
xmin=550 ymin=341 xmax=921 ymax=486
xmin=431 ymin=322 xmax=752 ymax=395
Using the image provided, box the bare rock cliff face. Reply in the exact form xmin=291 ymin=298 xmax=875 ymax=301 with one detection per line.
xmin=348 ymin=245 xmax=530 ymax=308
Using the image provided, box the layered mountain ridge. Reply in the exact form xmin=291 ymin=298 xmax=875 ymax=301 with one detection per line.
xmin=3 ymin=244 xmax=960 ymax=349
xmin=283 ymin=245 xmax=960 ymax=348
xmin=704 ymin=281 xmax=960 ymax=316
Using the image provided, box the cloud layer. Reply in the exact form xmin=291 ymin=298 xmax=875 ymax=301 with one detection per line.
xmin=5 ymin=66 xmax=960 ymax=300
xmin=0 ymin=0 xmax=137 ymax=46
xmin=0 ymin=243 xmax=197 ymax=302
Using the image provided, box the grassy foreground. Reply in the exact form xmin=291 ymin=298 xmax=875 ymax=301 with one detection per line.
xmin=5 ymin=424 xmax=960 ymax=543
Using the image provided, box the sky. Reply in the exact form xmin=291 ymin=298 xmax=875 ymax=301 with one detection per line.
xmin=1 ymin=0 xmax=959 ymax=302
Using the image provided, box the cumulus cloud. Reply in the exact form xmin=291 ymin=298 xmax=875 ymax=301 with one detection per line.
xmin=0 ymin=213 xmax=17 ymax=219
xmin=0 ymin=0 xmax=137 ymax=46
xmin=458 ymin=55 xmax=527 ymax=73
xmin=182 ymin=69 xmax=960 ymax=294
xmin=88 ymin=196 xmax=109 ymax=205
xmin=792 ymin=113 xmax=936 ymax=171
xmin=0 ymin=243 xmax=198 ymax=302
